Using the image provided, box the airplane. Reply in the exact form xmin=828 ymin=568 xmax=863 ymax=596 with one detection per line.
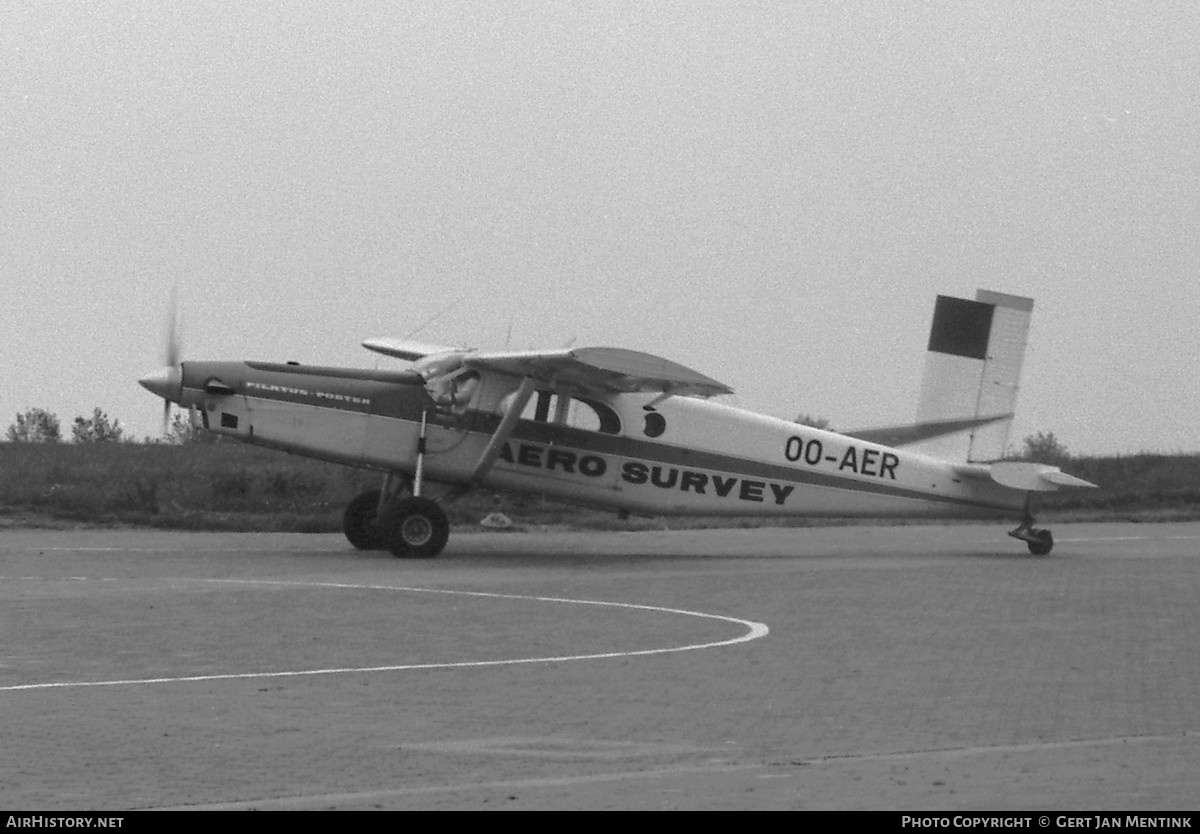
xmin=138 ymin=289 xmax=1095 ymax=559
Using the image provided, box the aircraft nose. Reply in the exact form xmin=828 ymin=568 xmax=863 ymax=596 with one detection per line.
xmin=138 ymin=365 xmax=182 ymax=403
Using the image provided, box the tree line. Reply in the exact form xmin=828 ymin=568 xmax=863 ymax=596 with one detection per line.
xmin=4 ymin=407 xmax=204 ymax=445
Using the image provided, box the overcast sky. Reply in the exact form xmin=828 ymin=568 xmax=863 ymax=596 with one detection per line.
xmin=4 ymin=2 xmax=1197 ymax=456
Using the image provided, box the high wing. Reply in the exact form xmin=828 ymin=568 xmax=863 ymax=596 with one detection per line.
xmin=362 ymin=338 xmax=463 ymax=362
xmin=363 ymin=338 xmax=733 ymax=398
xmin=465 ymin=347 xmax=733 ymax=398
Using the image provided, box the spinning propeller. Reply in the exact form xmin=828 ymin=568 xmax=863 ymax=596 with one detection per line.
xmin=138 ymin=288 xmax=184 ymax=438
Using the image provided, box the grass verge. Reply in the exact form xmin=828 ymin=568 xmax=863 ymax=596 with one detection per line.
xmin=2 ymin=442 xmax=1197 ymax=532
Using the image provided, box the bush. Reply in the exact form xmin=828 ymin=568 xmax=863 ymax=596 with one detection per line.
xmin=1020 ymin=431 xmax=1071 ymax=465
xmin=6 ymin=408 xmax=62 ymax=443
xmin=71 ymin=408 xmax=124 ymax=443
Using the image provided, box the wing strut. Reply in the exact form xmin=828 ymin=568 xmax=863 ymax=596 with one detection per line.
xmin=468 ymin=376 xmax=537 ymax=484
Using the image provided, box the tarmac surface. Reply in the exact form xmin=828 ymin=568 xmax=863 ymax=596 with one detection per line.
xmin=2 ymin=521 xmax=1198 ymax=811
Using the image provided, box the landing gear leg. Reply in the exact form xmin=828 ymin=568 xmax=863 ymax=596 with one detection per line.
xmin=378 ymin=410 xmax=449 ymax=558
xmin=354 ymin=387 xmax=538 ymax=560
xmin=346 ymin=411 xmax=457 ymax=559
xmin=1008 ymin=494 xmax=1054 ymax=556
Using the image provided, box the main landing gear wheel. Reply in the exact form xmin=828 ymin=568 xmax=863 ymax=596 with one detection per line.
xmin=343 ymin=489 xmax=386 ymax=550
xmin=386 ymin=496 xmax=450 ymax=559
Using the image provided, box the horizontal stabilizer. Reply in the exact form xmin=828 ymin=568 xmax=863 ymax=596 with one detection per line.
xmin=1040 ymin=469 xmax=1099 ymax=489
xmin=847 ymin=414 xmax=1012 ymax=449
xmin=982 ymin=461 xmax=1098 ymax=492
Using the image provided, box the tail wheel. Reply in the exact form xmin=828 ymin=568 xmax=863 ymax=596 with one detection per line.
xmin=343 ymin=490 xmax=386 ymax=551
xmin=388 ymin=496 xmax=450 ymax=559
xmin=1027 ymin=529 xmax=1054 ymax=556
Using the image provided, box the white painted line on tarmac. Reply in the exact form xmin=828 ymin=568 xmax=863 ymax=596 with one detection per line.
xmin=1058 ymin=534 xmax=1200 ymax=542
xmin=158 ymin=762 xmax=766 ymax=810
xmin=27 ymin=547 xmax=278 ymax=553
xmin=154 ymin=729 xmax=1200 ymax=810
xmin=0 ymin=578 xmax=769 ymax=693
xmin=802 ymin=729 xmax=1200 ymax=765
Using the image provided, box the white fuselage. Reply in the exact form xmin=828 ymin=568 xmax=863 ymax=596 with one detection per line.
xmin=184 ymin=361 xmax=1027 ymax=520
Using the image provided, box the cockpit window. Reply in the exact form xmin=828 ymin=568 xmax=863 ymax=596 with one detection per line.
xmin=423 ymin=361 xmax=480 ymax=415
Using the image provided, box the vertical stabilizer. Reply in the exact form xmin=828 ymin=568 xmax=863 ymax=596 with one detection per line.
xmin=908 ymin=290 xmax=1033 ymax=462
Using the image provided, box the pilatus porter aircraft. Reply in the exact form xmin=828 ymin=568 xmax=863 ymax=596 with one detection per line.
xmin=139 ymin=289 xmax=1095 ymax=559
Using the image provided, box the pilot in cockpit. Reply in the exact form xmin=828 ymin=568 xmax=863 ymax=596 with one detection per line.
xmin=428 ymin=368 xmax=480 ymax=414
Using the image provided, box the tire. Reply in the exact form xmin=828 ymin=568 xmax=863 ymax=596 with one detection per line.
xmin=343 ymin=490 xmax=386 ymax=551
xmin=388 ymin=496 xmax=450 ymax=559
xmin=1027 ymin=529 xmax=1054 ymax=556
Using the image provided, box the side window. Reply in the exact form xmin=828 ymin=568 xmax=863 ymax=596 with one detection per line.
xmin=502 ymin=391 xmax=621 ymax=435
xmin=572 ymin=396 xmax=621 ymax=435
xmin=643 ymin=410 xmax=666 ymax=438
